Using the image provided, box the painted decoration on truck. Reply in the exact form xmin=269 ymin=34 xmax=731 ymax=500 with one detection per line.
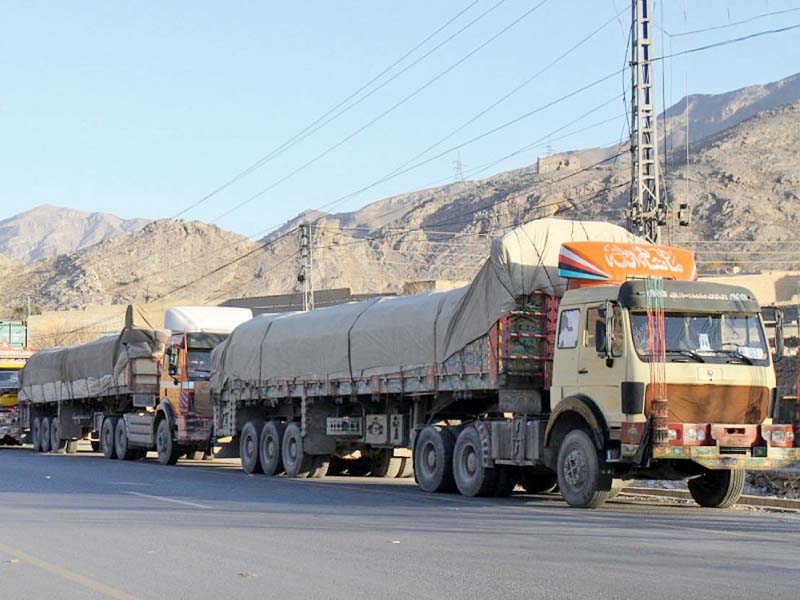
xmin=558 ymin=242 xmax=697 ymax=285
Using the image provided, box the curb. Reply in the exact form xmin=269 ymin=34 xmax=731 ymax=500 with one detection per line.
xmin=622 ymin=486 xmax=800 ymax=510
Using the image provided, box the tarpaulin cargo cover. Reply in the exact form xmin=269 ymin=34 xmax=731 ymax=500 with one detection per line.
xmin=19 ymin=327 xmax=167 ymax=403
xmin=211 ymin=219 xmax=642 ymax=391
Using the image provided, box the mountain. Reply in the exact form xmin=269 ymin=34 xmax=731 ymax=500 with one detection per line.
xmin=0 ymin=205 xmax=149 ymax=263
xmin=0 ymin=73 xmax=799 ymax=315
xmin=662 ymin=72 xmax=800 ymax=151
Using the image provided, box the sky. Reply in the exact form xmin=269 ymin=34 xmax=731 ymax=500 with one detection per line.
xmin=1 ymin=0 xmax=798 ymax=238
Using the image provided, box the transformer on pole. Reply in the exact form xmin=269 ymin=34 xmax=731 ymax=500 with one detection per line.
xmin=627 ymin=0 xmax=665 ymax=243
xmin=298 ymin=224 xmax=314 ymax=312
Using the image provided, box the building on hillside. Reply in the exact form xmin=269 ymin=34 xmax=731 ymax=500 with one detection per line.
xmin=537 ymin=153 xmax=580 ymax=175
xmin=401 ymin=280 xmax=470 ymax=296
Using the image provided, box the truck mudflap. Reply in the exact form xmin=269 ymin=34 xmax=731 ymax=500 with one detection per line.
xmin=175 ymin=415 xmax=212 ymax=444
xmin=622 ymin=422 xmax=800 ymax=470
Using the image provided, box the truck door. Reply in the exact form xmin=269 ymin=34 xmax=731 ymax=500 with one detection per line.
xmin=577 ymin=304 xmax=626 ymax=426
xmin=552 ymin=307 xmax=581 ymax=404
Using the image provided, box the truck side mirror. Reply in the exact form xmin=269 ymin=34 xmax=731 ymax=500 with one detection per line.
xmin=775 ymin=309 xmax=785 ymax=360
xmin=595 ymin=320 xmax=607 ymax=354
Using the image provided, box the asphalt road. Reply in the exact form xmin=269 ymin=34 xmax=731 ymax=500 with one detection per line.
xmin=1 ymin=446 xmax=799 ymax=600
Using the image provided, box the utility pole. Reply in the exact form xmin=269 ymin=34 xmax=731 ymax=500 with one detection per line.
xmin=453 ymin=152 xmax=465 ymax=183
xmin=298 ymin=224 xmax=314 ymax=312
xmin=627 ymin=0 xmax=665 ymax=243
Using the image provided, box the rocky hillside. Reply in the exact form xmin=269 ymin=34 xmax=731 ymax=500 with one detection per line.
xmin=0 ymin=73 xmax=799 ymax=313
xmin=662 ymin=72 xmax=800 ymax=151
xmin=0 ymin=205 xmax=149 ymax=263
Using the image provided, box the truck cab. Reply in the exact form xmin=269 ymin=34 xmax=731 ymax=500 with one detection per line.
xmin=0 ymin=341 xmax=34 ymax=445
xmin=545 ymin=242 xmax=797 ymax=507
xmin=151 ymin=307 xmax=252 ymax=464
xmin=158 ymin=331 xmax=227 ymax=455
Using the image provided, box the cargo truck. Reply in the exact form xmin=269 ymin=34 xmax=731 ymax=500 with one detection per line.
xmin=211 ymin=219 xmax=800 ymax=508
xmin=19 ymin=306 xmax=251 ymax=462
xmin=0 ymin=321 xmax=33 ymax=445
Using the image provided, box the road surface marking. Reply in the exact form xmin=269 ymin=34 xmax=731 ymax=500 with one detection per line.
xmin=124 ymin=491 xmax=211 ymax=509
xmin=0 ymin=542 xmax=141 ymax=600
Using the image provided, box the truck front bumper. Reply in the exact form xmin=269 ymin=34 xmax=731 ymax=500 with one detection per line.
xmin=622 ymin=422 xmax=800 ymax=469
xmin=651 ymin=444 xmax=800 ymax=469
xmin=0 ymin=426 xmax=23 ymax=440
xmin=175 ymin=415 xmax=212 ymax=444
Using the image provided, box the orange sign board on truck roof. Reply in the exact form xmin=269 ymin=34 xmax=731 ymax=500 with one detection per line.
xmin=558 ymin=241 xmax=697 ymax=288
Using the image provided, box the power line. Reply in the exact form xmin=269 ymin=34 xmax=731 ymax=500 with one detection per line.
xmin=655 ymin=23 xmax=800 ymax=62
xmin=662 ymin=7 xmax=800 ymax=38
xmin=169 ymin=0 xmax=485 ymax=220
xmin=67 ymin=16 xmax=800 ymax=329
xmin=210 ymin=0 xmax=551 ymax=224
xmin=380 ymin=7 xmax=627 ymax=181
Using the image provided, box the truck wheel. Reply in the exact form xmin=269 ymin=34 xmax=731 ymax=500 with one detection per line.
xmin=239 ymin=420 xmax=263 ymax=474
xmin=259 ymin=421 xmax=285 ymax=476
xmin=281 ymin=422 xmax=314 ymax=478
xmin=453 ymin=425 xmax=496 ymax=497
xmin=307 ymin=455 xmax=330 ymax=479
xmin=115 ymin=419 xmax=136 ymax=461
xmin=688 ymin=469 xmax=745 ymax=508
xmin=414 ymin=425 xmax=456 ymax=493
xmin=155 ymin=418 xmax=179 ymax=465
xmin=65 ymin=440 xmax=79 ymax=454
xmin=521 ymin=471 xmax=558 ymax=494
xmin=398 ymin=457 xmax=414 ymax=478
xmin=31 ymin=417 xmax=42 ymax=452
xmin=50 ymin=418 xmax=67 ymax=454
xmin=40 ymin=417 xmax=51 ymax=453
xmin=556 ymin=429 xmax=611 ymax=509
xmin=369 ymin=450 xmax=405 ymax=478
xmin=101 ymin=417 xmax=117 ymax=459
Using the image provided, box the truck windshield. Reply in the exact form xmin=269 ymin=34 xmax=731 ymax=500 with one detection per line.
xmin=0 ymin=369 xmax=20 ymax=390
xmin=630 ymin=312 xmax=768 ymax=365
xmin=186 ymin=350 xmax=212 ymax=381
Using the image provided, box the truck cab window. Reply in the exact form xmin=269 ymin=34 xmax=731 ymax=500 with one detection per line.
xmin=557 ymin=309 xmax=580 ymax=349
xmin=186 ymin=350 xmax=212 ymax=381
xmin=585 ymin=306 xmax=624 ymax=357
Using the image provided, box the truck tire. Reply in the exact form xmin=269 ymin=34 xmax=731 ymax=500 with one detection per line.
xmin=115 ymin=419 xmax=136 ymax=461
xmin=369 ymin=449 xmax=405 ymax=478
xmin=239 ymin=420 xmax=263 ymax=475
xmin=453 ymin=425 xmax=497 ymax=497
xmin=40 ymin=417 xmax=51 ymax=453
xmin=556 ymin=429 xmax=611 ymax=509
xmin=414 ymin=425 xmax=457 ymax=493
xmin=259 ymin=421 xmax=285 ymax=476
xmin=521 ymin=471 xmax=558 ymax=494
xmin=155 ymin=418 xmax=179 ymax=465
xmin=31 ymin=417 xmax=42 ymax=452
xmin=281 ymin=422 xmax=315 ymax=478
xmin=50 ymin=418 xmax=67 ymax=454
xmin=688 ymin=469 xmax=745 ymax=508
xmin=65 ymin=440 xmax=79 ymax=454
xmin=101 ymin=417 xmax=116 ymax=459
xmin=398 ymin=457 xmax=414 ymax=478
